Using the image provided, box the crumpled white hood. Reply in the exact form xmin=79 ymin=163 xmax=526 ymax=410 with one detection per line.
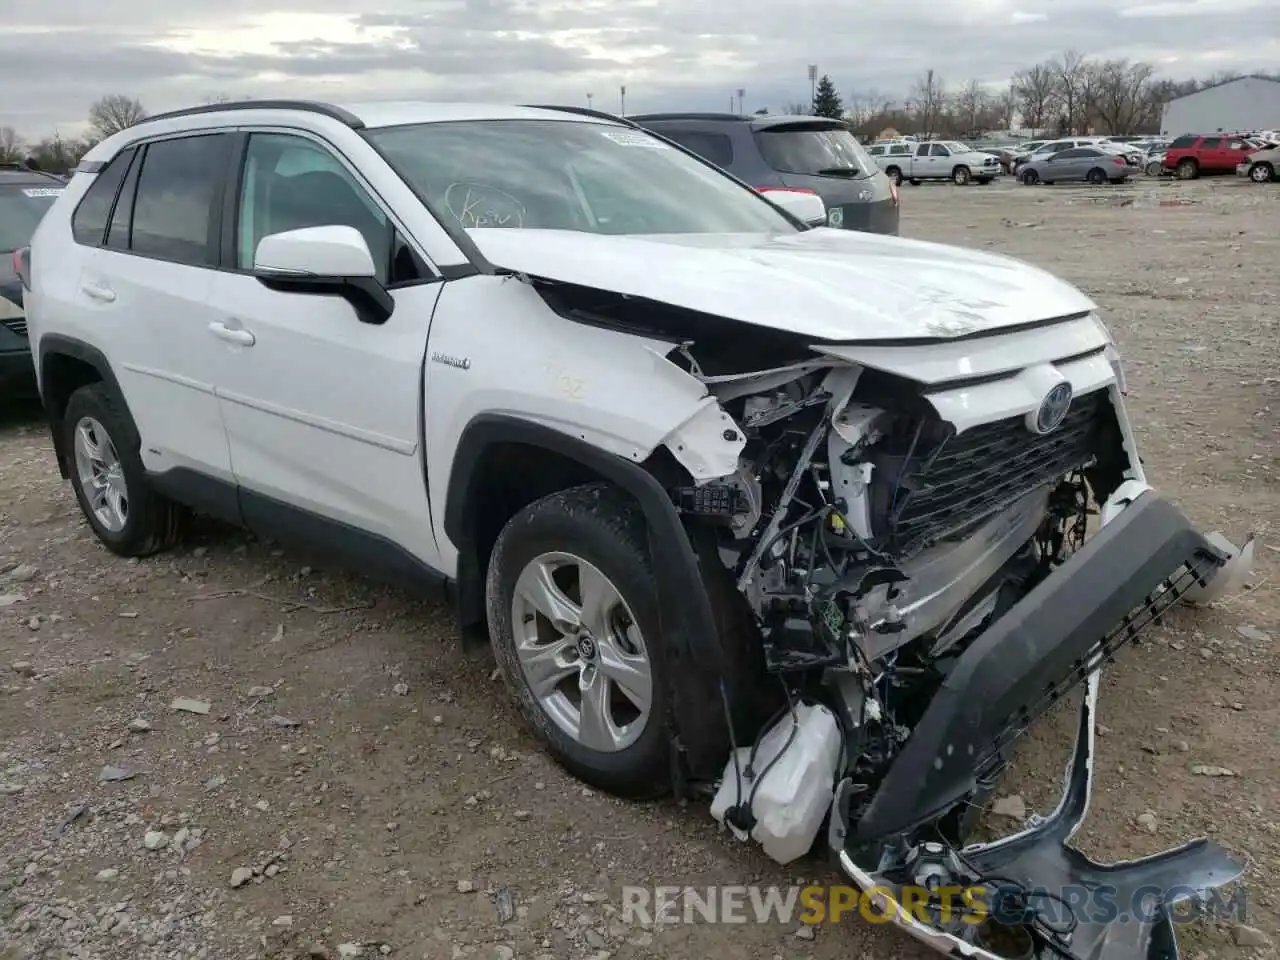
xmin=469 ymin=227 xmax=1097 ymax=341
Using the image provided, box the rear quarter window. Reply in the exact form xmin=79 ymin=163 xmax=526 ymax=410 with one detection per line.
xmin=657 ymin=130 xmax=735 ymax=168
xmin=71 ymin=149 xmax=134 ymax=246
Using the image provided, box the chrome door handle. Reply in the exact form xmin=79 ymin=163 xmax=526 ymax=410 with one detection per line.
xmin=208 ymin=321 xmax=256 ymax=346
xmin=80 ymin=283 xmax=116 ymax=303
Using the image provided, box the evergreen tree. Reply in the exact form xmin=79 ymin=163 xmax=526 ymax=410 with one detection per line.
xmin=811 ymin=75 xmax=844 ymax=119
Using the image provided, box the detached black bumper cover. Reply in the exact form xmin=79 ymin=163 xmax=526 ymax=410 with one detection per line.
xmin=827 ymin=493 xmax=1242 ymax=960
xmin=858 ymin=493 xmax=1228 ymax=841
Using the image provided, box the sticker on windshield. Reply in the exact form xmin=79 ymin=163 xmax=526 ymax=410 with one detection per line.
xmin=22 ymin=188 xmax=63 ymax=198
xmin=599 ymin=129 xmax=670 ymax=149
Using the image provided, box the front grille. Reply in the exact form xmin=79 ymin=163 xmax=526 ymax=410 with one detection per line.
xmin=1 ymin=318 xmax=26 ymax=337
xmin=877 ymin=388 xmax=1108 ymax=556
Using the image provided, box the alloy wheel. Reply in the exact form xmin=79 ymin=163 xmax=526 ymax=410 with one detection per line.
xmin=73 ymin=416 xmax=128 ymax=533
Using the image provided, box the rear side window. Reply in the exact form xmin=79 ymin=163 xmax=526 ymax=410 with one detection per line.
xmin=1169 ymin=135 xmax=1197 ymax=148
xmin=130 ymin=134 xmax=231 ymax=266
xmin=0 ymin=183 xmax=63 ymax=252
xmin=71 ymin=150 xmax=133 ymax=246
xmin=659 ymin=131 xmax=734 ymax=168
xmin=755 ymin=125 xmax=877 ymax=177
xmin=1200 ymin=137 xmax=1222 ymax=149
xmin=890 ymin=145 xmax=909 ymax=156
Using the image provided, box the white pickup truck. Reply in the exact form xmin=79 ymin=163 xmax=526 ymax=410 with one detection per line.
xmin=868 ymin=139 xmax=1002 ymax=186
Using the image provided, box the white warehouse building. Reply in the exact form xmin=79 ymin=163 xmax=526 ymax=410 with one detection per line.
xmin=1162 ymin=75 xmax=1280 ymax=136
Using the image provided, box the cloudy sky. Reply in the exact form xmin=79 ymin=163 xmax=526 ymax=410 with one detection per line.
xmin=4 ymin=0 xmax=1277 ymax=137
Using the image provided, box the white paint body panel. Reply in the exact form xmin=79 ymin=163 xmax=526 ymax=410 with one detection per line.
xmin=467 ymin=226 xmax=1096 ymax=341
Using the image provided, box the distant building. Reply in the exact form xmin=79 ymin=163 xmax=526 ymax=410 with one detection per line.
xmin=1161 ymin=75 xmax=1280 ymax=136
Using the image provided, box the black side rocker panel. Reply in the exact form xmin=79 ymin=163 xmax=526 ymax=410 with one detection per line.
xmin=445 ymin=414 xmax=734 ymax=785
xmin=858 ymin=492 xmax=1228 ymax=841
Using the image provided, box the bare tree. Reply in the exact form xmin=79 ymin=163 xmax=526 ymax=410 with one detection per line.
xmin=1012 ymin=63 xmax=1056 ymax=133
xmin=0 ymin=127 xmax=23 ymax=163
xmin=953 ymin=79 xmax=989 ymax=136
xmin=88 ymin=95 xmax=148 ymax=139
xmin=909 ymin=69 xmax=947 ymax=138
xmin=1087 ymin=59 xmax=1155 ymax=134
xmin=1051 ymin=49 xmax=1089 ymax=135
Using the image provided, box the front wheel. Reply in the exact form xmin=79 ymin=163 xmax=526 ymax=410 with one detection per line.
xmin=64 ymin=383 xmax=186 ymax=557
xmin=1145 ymin=160 xmax=1163 ymax=176
xmin=1021 ymin=169 xmax=1039 ymax=185
xmin=952 ymin=166 xmax=972 ymax=185
xmin=486 ymin=483 xmax=669 ymax=798
xmin=1086 ymin=167 xmax=1107 ymax=185
xmin=1250 ymin=162 xmax=1274 ymax=183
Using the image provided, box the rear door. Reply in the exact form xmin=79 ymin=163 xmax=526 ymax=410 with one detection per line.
xmin=751 ymin=120 xmax=897 ymax=234
xmin=75 ymin=133 xmax=236 ymax=485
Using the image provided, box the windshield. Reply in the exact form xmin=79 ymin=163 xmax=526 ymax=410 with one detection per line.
xmin=753 ymin=124 xmax=878 ymax=178
xmin=0 ymin=183 xmax=61 ymax=252
xmin=364 ymin=119 xmax=797 ymax=236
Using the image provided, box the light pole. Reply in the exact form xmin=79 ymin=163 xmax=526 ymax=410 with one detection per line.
xmin=737 ymin=88 xmax=746 ymax=114
xmin=586 ymin=92 xmax=593 ymax=109
xmin=807 ymin=64 xmax=817 ymax=111
xmin=619 ymin=85 xmax=626 ymax=116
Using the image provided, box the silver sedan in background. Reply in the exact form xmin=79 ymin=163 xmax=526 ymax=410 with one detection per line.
xmin=1018 ymin=146 xmax=1132 ymax=185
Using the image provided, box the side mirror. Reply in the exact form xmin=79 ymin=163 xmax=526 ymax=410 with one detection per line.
xmin=253 ymin=225 xmax=394 ymax=325
xmin=766 ymin=189 xmax=827 ymax=227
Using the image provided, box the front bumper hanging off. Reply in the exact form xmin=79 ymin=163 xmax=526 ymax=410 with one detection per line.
xmin=827 ymin=491 xmax=1247 ymax=960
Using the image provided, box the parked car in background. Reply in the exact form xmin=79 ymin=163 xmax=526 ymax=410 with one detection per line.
xmin=1010 ymin=140 xmax=1050 ymax=172
xmin=1162 ymin=134 xmax=1256 ymax=179
xmin=1 ymin=163 xmax=65 ymax=397
xmin=633 ymin=113 xmax=899 ymax=234
xmin=1018 ymin=146 xmax=1132 ymax=185
xmin=881 ymin=140 xmax=1001 ymax=185
xmin=1238 ymin=142 xmax=1278 ymax=182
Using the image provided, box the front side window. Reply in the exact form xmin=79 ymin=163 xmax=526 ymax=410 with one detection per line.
xmin=237 ymin=133 xmax=394 ymax=283
xmin=130 ymin=134 xmax=230 ymax=265
xmin=366 ymin=120 xmax=797 ymax=236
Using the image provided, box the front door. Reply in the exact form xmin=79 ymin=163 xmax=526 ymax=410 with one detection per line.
xmin=207 ymin=131 xmax=445 ymax=573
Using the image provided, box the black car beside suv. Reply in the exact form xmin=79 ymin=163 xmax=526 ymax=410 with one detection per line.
xmin=2 ymin=163 xmax=66 ymax=398
xmin=631 ymin=113 xmax=899 ymax=236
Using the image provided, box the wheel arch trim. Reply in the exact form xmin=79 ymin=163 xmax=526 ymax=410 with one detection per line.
xmin=37 ymin=335 xmax=132 ymax=480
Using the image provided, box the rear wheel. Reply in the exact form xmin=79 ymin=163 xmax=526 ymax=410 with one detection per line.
xmin=1250 ymin=162 xmax=1274 ymax=183
xmin=1145 ymin=160 xmax=1163 ymax=176
xmin=1021 ymin=169 xmax=1039 ymax=185
xmin=952 ymin=166 xmax=972 ymax=186
xmin=1086 ymin=167 xmax=1107 ymax=185
xmin=64 ymin=383 xmax=186 ymax=557
xmin=1177 ymin=158 xmax=1199 ymax=180
xmin=486 ymin=483 xmax=670 ymax=798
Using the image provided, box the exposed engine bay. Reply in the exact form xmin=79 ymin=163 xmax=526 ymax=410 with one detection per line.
xmin=662 ymin=352 xmax=1256 ymax=960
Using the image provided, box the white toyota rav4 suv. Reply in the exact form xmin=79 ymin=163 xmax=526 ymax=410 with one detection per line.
xmin=20 ymin=100 xmax=1252 ymax=960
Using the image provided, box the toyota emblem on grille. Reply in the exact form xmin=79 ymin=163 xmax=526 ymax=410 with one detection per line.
xmin=1031 ymin=382 xmax=1074 ymax=434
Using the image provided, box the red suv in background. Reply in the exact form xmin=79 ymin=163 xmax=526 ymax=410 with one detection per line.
xmin=1163 ymin=134 xmax=1255 ymax=179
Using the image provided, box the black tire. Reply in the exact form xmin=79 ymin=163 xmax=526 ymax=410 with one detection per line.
xmin=1021 ymin=169 xmax=1039 ymax=185
xmin=63 ymin=383 xmax=186 ymax=557
xmin=1177 ymin=158 xmax=1198 ymax=180
xmin=1086 ymin=167 xmax=1107 ymax=185
xmin=1250 ymin=162 xmax=1274 ymax=183
xmin=885 ymin=166 xmax=903 ymax=186
xmin=976 ymin=177 xmax=992 ymax=185
xmin=952 ymin=166 xmax=971 ymax=185
xmin=485 ymin=482 xmax=670 ymax=798
xmin=908 ymin=178 xmax=922 ymax=186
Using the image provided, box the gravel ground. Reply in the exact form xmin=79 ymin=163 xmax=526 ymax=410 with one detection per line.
xmin=1 ymin=175 xmax=1277 ymax=960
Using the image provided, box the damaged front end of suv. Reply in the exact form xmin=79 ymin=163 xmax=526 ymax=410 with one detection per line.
xmin=636 ymin=307 xmax=1255 ymax=960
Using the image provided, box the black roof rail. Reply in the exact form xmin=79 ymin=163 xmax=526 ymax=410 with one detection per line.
xmin=142 ymin=99 xmax=365 ymax=129
xmin=628 ymin=112 xmax=746 ymax=123
xmin=519 ymin=104 xmax=640 ymax=128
